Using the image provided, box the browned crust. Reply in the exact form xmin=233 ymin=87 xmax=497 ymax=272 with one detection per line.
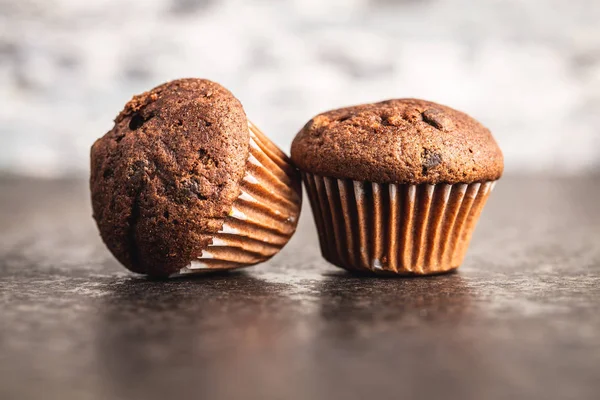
xmin=291 ymin=99 xmax=504 ymax=184
xmin=90 ymin=78 xmax=249 ymax=276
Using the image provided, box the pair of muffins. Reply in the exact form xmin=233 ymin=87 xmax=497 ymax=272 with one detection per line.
xmin=91 ymin=79 xmax=503 ymax=277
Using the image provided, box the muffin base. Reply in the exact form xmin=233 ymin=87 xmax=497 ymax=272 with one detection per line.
xmin=302 ymin=173 xmax=496 ymax=275
xmin=177 ymin=122 xmax=302 ymax=276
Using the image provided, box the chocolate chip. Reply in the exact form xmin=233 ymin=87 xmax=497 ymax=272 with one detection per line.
xmin=129 ymin=113 xmax=154 ymax=130
xmin=129 ymin=113 xmax=145 ymax=130
xmin=422 ymin=108 xmax=454 ymax=131
xmin=421 ymin=148 xmax=442 ymax=175
xmin=185 ymin=179 xmax=208 ymax=201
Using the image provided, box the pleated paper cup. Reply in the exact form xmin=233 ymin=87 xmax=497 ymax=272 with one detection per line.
xmin=178 ymin=122 xmax=302 ymax=275
xmin=302 ymin=173 xmax=496 ymax=275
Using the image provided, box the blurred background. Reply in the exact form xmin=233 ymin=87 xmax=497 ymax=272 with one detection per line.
xmin=0 ymin=0 xmax=599 ymax=178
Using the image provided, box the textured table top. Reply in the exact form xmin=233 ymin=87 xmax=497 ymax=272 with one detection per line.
xmin=1 ymin=177 xmax=599 ymax=400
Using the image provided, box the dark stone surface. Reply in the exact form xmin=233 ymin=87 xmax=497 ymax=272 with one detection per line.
xmin=1 ymin=176 xmax=599 ymax=400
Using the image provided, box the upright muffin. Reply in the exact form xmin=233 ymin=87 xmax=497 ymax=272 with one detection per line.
xmin=291 ymin=99 xmax=503 ymax=275
xmin=91 ymin=78 xmax=302 ymax=277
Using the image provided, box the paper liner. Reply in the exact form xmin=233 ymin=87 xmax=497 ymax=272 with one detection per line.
xmin=178 ymin=122 xmax=302 ymax=275
xmin=302 ymin=173 xmax=496 ymax=275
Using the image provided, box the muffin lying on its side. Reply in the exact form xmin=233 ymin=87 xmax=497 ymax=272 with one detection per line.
xmin=91 ymin=79 xmax=302 ymax=277
xmin=291 ymin=99 xmax=503 ymax=275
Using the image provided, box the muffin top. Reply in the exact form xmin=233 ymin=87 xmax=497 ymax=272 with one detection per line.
xmin=90 ymin=78 xmax=249 ymax=276
xmin=291 ymin=99 xmax=503 ymax=184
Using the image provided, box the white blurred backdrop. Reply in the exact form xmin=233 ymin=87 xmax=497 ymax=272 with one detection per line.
xmin=0 ymin=0 xmax=599 ymax=177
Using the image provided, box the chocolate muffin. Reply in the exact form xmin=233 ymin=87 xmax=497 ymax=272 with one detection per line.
xmin=91 ymin=78 xmax=302 ymax=277
xmin=291 ymin=99 xmax=503 ymax=275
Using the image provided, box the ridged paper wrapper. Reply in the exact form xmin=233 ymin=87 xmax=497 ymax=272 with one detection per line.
xmin=302 ymin=173 xmax=496 ymax=275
